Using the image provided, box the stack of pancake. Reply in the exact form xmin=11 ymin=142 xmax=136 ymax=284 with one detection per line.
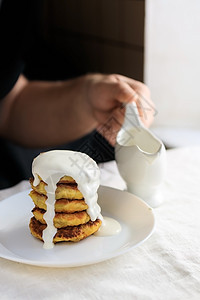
xmin=29 ymin=175 xmax=102 ymax=243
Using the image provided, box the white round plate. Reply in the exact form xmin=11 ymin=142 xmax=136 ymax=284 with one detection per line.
xmin=0 ymin=186 xmax=155 ymax=267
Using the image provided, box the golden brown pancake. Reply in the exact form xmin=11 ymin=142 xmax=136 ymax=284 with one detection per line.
xmin=32 ymin=207 xmax=90 ymax=228
xmin=55 ymin=184 xmax=84 ymax=200
xmin=29 ymin=178 xmax=83 ymax=200
xmin=29 ymin=173 xmax=101 ymax=244
xmin=29 ymin=190 xmax=88 ymax=213
xmin=29 ymin=217 xmax=102 ymax=243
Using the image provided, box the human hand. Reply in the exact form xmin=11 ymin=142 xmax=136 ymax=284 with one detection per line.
xmin=0 ymin=73 xmax=154 ymax=148
xmin=82 ymin=73 xmax=155 ymax=146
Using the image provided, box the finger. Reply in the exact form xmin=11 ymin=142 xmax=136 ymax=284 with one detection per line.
xmin=112 ymin=79 xmax=138 ymax=105
xmin=113 ymin=74 xmax=139 ymax=88
xmin=114 ymin=75 xmax=155 ymax=127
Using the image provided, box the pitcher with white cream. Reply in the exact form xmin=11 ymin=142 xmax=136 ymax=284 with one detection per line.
xmin=115 ymin=102 xmax=166 ymax=207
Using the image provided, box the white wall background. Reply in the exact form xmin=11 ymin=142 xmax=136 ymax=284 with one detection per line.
xmin=144 ymin=0 xmax=200 ymax=146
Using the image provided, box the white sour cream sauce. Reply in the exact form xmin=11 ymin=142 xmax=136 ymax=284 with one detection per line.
xmin=32 ymin=150 xmax=121 ymax=249
xmin=94 ymin=217 xmax=121 ymax=237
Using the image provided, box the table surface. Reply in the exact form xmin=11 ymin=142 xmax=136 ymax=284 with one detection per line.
xmin=0 ymin=147 xmax=200 ymax=300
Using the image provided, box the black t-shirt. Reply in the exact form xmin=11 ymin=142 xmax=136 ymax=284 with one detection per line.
xmin=0 ymin=0 xmax=114 ymax=189
xmin=0 ymin=0 xmax=37 ymax=99
xmin=0 ymin=0 xmax=38 ymax=188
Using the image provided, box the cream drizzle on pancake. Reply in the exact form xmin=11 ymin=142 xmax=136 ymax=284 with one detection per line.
xmin=32 ymin=150 xmax=102 ymax=249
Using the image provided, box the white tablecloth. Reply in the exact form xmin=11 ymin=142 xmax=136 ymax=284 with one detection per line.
xmin=0 ymin=147 xmax=200 ymax=300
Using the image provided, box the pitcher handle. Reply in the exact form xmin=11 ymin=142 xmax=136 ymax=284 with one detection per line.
xmin=123 ymin=102 xmax=143 ymax=129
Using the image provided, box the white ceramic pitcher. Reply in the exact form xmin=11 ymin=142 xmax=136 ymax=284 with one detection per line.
xmin=115 ymin=102 xmax=166 ymax=207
